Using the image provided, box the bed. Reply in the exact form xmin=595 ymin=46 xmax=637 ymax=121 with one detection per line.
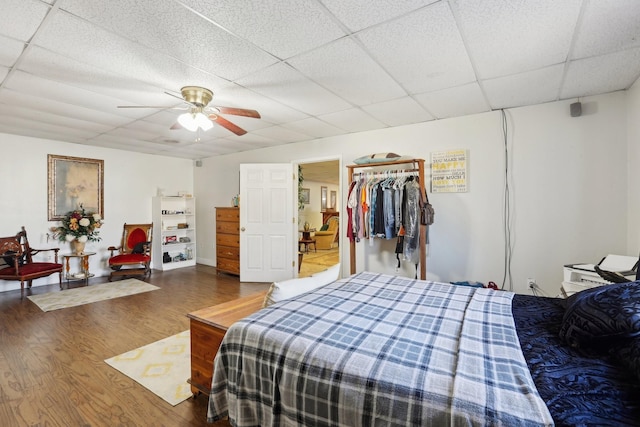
xmin=208 ymin=272 xmax=640 ymax=426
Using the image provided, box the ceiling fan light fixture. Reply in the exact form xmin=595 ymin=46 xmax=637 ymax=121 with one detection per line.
xmin=178 ymin=111 xmax=213 ymax=132
xmin=195 ymin=112 xmax=213 ymax=131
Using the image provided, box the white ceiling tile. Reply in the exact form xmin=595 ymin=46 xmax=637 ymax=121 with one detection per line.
xmin=179 ymin=0 xmax=346 ymax=59
xmin=0 ymin=66 xmax=8 ymax=83
xmin=361 ymin=96 xmax=433 ymax=126
xmin=483 ymin=64 xmax=564 ymax=110
xmin=282 ymin=117 xmax=344 ymax=138
xmin=414 ymin=83 xmax=490 ymax=119
xmin=288 ymin=37 xmax=406 ymax=105
xmin=0 ymin=0 xmax=50 ymax=42
xmin=0 ymin=103 xmax=111 ymax=133
xmin=4 ymin=71 xmax=152 ymax=123
xmin=17 ymin=47 xmax=216 ymax=108
xmin=0 ymin=84 xmax=134 ymax=127
xmin=59 ymin=0 xmax=278 ymax=81
xmin=319 ymin=108 xmax=386 ymax=133
xmin=212 ymin=83 xmax=309 ymax=125
xmin=0 ymin=113 xmax=99 ymax=140
xmin=0 ymin=35 xmax=25 ymax=67
xmin=562 ymin=48 xmax=640 ymax=99
xmin=451 ymin=0 xmax=582 ymax=79
xmin=321 ymin=0 xmax=439 ymax=32
xmin=237 ymin=63 xmax=352 ymax=116
xmin=32 ymin=12 xmax=234 ymax=90
xmin=357 ymin=2 xmax=476 ymax=94
xmin=253 ymin=125 xmax=311 ymax=143
xmin=572 ymin=0 xmax=640 ymax=59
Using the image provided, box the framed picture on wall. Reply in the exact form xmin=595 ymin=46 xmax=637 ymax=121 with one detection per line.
xmin=48 ymin=154 xmax=104 ymax=221
xmin=330 ymin=191 xmax=337 ymax=210
xmin=320 ymin=186 xmax=328 ymax=211
xmin=301 ymin=188 xmax=310 ymax=204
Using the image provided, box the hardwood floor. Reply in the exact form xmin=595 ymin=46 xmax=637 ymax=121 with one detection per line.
xmin=0 ymin=265 xmax=269 ymax=427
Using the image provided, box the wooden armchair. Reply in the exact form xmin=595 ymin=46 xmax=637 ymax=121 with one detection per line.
xmin=0 ymin=226 xmax=63 ymax=291
xmin=107 ymin=223 xmax=153 ymax=281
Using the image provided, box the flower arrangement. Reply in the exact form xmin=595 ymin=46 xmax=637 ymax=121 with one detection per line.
xmin=50 ymin=205 xmax=103 ymax=243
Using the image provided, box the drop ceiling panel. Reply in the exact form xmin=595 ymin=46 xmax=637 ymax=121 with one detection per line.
xmin=252 ymin=125 xmax=311 ymax=143
xmin=414 ymin=83 xmax=490 ymax=119
xmin=362 ymin=96 xmax=433 ymax=126
xmin=288 ymin=37 xmax=406 ymax=105
xmin=0 ymin=0 xmax=50 ymax=42
xmin=321 ymin=0 xmax=439 ymax=32
xmin=32 ymin=12 xmax=231 ymax=91
xmin=61 ymin=0 xmax=278 ymax=81
xmin=357 ymin=2 xmax=475 ymax=94
xmin=0 ymin=104 xmax=111 ymax=133
xmin=0 ymin=35 xmax=25 ymax=67
xmin=237 ymin=63 xmax=352 ymax=116
xmin=319 ymin=108 xmax=385 ymax=133
xmin=0 ymin=114 xmax=99 ymax=140
xmin=282 ymin=117 xmax=345 ymax=139
xmin=0 ymin=86 xmax=135 ymax=127
xmin=17 ymin=47 xmax=192 ymax=108
xmin=561 ymin=48 xmax=640 ymax=99
xmin=0 ymin=1 xmax=639 ymax=160
xmin=451 ymin=0 xmax=581 ymax=79
xmin=572 ymin=0 xmax=640 ymax=59
xmin=179 ymin=0 xmax=347 ymax=59
xmin=484 ymin=65 xmax=564 ymax=110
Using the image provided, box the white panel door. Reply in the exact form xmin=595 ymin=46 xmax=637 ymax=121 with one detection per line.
xmin=239 ymin=163 xmax=295 ymax=282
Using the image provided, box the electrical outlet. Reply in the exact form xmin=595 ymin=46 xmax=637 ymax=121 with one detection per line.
xmin=527 ymin=278 xmax=536 ymax=289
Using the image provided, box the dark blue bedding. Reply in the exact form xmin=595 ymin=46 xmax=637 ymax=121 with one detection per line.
xmin=512 ymin=294 xmax=640 ymax=426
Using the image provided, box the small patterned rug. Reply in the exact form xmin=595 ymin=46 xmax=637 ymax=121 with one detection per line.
xmin=105 ymin=330 xmax=192 ymax=406
xmin=27 ymin=279 xmax=159 ymax=312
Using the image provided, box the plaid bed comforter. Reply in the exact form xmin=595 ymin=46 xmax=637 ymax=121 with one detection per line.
xmin=208 ymin=272 xmax=553 ymax=426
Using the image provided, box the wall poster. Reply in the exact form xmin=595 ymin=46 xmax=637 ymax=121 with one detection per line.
xmin=431 ymin=149 xmax=468 ymax=193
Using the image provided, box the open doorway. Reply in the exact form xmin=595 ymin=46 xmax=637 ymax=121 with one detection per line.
xmin=296 ymin=158 xmax=340 ymax=277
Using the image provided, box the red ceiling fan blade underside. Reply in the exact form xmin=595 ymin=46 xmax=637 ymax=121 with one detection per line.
xmin=216 ymin=106 xmax=261 ymax=119
xmin=211 ymin=115 xmax=247 ymax=135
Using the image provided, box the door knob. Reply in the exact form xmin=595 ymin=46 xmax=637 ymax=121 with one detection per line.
xmin=241 ymin=227 xmax=246 ymax=232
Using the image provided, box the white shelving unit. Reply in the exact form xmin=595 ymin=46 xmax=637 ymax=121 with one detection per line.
xmin=152 ymin=196 xmax=196 ymax=271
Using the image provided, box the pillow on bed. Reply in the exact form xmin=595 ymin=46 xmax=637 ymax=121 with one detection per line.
xmin=262 ymin=264 xmax=340 ymax=308
xmin=559 ymin=281 xmax=640 ymax=348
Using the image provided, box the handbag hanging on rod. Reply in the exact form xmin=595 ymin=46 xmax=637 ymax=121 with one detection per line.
xmin=419 ymin=186 xmax=434 ymax=226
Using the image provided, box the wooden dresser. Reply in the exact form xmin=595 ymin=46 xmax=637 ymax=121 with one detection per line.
xmin=187 ymin=290 xmax=267 ymax=395
xmin=215 ymin=207 xmax=239 ymax=275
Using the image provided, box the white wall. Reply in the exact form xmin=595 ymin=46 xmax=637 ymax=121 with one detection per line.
xmin=627 ymin=79 xmax=640 ymax=257
xmin=0 ymin=134 xmax=193 ymax=292
xmin=195 ymin=91 xmax=633 ymax=296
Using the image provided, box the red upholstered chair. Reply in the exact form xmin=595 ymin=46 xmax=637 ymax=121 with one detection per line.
xmin=0 ymin=226 xmax=63 ymax=292
xmin=107 ymin=223 xmax=153 ymax=281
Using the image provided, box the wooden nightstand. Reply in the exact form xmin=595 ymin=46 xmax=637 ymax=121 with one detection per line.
xmin=187 ymin=290 xmax=267 ymax=395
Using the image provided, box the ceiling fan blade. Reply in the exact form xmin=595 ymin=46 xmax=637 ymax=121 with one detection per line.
xmin=216 ymin=106 xmax=261 ymax=119
xmin=211 ymin=115 xmax=247 ymax=136
xmin=164 ymin=91 xmax=189 ymax=103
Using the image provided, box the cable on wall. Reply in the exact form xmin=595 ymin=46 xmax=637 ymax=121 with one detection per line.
xmin=501 ymin=109 xmax=514 ymax=291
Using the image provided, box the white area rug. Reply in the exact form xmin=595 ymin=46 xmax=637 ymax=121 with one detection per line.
xmin=105 ymin=330 xmax=192 ymax=406
xmin=27 ymin=279 xmax=159 ymax=312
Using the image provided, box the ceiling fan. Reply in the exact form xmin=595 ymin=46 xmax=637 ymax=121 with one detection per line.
xmin=117 ymin=86 xmax=260 ymax=136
